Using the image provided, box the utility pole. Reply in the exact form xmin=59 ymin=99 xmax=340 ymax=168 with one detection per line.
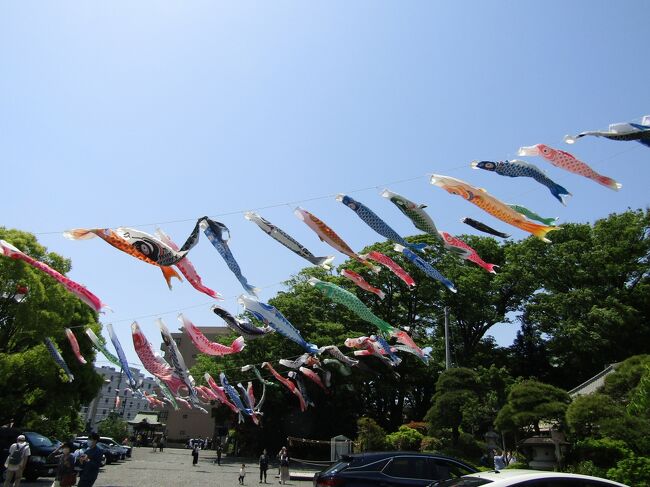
xmin=444 ymin=306 xmax=451 ymax=370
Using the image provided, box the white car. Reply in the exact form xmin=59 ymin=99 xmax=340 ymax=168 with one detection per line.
xmin=431 ymin=469 xmax=628 ymax=486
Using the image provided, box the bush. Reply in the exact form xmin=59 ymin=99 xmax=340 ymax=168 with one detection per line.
xmin=574 ymin=438 xmax=630 ymax=469
xmin=564 ymin=460 xmax=606 ymax=479
xmin=420 ymin=436 xmax=442 ymax=452
xmin=440 ymin=432 xmax=484 ymax=464
xmin=607 ymin=455 xmax=650 ymax=487
xmin=385 ymin=426 xmax=423 ymax=451
xmin=356 ymin=417 xmax=386 ymax=452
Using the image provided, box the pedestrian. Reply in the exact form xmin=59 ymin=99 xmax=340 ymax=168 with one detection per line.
xmin=3 ymin=434 xmax=30 ymax=487
xmin=159 ymin=435 xmax=166 ymax=453
xmin=259 ymin=449 xmax=269 ymax=483
xmin=55 ymin=442 xmax=77 ymax=487
xmin=493 ymin=449 xmax=507 ymax=471
xmin=215 ymin=444 xmax=222 ymax=466
xmin=136 ymin=434 xmax=142 ymax=447
xmin=239 ymin=463 xmax=247 ymax=485
xmin=191 ymin=444 xmax=199 ymax=466
xmin=507 ymin=450 xmax=518 ymax=465
xmin=152 ymin=437 xmax=158 ymax=452
xmin=279 ymin=447 xmax=290 ymax=485
xmin=77 ymin=433 xmax=103 ymax=487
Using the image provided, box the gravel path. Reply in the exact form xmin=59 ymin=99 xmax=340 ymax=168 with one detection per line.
xmin=18 ymin=448 xmax=316 ymax=487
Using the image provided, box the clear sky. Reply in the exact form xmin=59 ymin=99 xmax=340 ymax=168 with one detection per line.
xmin=2 ymin=1 xmax=649 ymax=370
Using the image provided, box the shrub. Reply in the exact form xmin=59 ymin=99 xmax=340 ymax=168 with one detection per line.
xmin=385 ymin=426 xmax=423 ymax=451
xmin=564 ymin=460 xmax=606 ymax=479
xmin=420 ymin=436 xmax=442 ymax=452
xmin=356 ymin=417 xmax=386 ymax=452
xmin=607 ymin=455 xmax=650 ymax=487
xmin=574 ymin=438 xmax=630 ymax=469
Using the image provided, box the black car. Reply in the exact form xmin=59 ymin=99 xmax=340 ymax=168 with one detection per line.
xmin=74 ymin=438 xmax=119 ymax=464
xmin=70 ymin=439 xmax=108 ymax=467
xmin=0 ymin=428 xmax=61 ymax=482
xmin=314 ymin=452 xmax=478 ymax=487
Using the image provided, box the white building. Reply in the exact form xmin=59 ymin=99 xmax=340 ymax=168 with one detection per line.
xmin=81 ymin=365 xmax=158 ymax=431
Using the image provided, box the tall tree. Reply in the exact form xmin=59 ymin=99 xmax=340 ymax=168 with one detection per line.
xmin=0 ymin=228 xmax=103 ymax=430
xmin=513 ymin=210 xmax=650 ymax=388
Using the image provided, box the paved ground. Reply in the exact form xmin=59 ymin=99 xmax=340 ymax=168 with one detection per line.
xmin=18 ymin=448 xmax=317 ymax=487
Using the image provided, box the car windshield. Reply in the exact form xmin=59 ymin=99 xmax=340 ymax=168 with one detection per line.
xmin=100 ymin=438 xmax=117 ymax=446
xmin=25 ymin=432 xmax=55 ymax=448
xmin=433 ymin=479 xmax=492 ymax=487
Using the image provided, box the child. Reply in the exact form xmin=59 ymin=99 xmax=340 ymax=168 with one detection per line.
xmin=239 ymin=464 xmax=247 ymax=485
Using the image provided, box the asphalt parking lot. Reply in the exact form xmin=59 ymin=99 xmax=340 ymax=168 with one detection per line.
xmin=16 ymin=448 xmax=316 ymax=487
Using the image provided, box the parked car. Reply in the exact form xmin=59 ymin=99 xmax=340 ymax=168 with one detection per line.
xmin=429 ymin=469 xmax=628 ymax=486
xmin=70 ymin=439 xmax=107 ymax=467
xmin=99 ymin=437 xmax=131 ymax=459
xmin=314 ymin=452 xmax=478 ymax=487
xmin=0 ymin=428 xmax=60 ymax=482
xmin=74 ymin=437 xmax=120 ymax=464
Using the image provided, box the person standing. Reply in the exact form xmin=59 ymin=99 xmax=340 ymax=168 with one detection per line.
xmin=191 ymin=444 xmax=199 ymax=466
xmin=215 ymin=444 xmax=222 ymax=466
xmin=259 ymin=449 xmax=269 ymax=483
xmin=279 ymin=447 xmax=290 ymax=485
xmin=239 ymin=463 xmax=247 ymax=484
xmin=55 ymin=442 xmax=77 ymax=487
xmin=159 ymin=435 xmax=166 ymax=453
xmin=152 ymin=437 xmax=159 ymax=453
xmin=3 ymin=434 xmax=30 ymax=487
xmin=493 ymin=449 xmax=508 ymax=471
xmin=77 ymin=433 xmax=103 ymax=487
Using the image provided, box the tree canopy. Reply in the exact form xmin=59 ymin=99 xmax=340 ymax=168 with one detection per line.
xmin=0 ymin=228 xmax=103 ymax=435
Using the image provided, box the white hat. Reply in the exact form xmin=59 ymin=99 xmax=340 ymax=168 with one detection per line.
xmin=17 ymin=435 xmax=26 ymax=442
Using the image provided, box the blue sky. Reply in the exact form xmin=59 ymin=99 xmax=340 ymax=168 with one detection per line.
xmin=2 ymin=1 xmax=649 ymax=369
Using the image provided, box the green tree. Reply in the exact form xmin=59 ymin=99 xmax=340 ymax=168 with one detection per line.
xmin=356 ymin=417 xmax=386 ymax=451
xmin=565 ymin=393 xmax=623 ymax=440
xmin=97 ymin=412 xmax=129 ymax=441
xmin=515 ymin=210 xmax=650 ymax=389
xmin=0 ymin=228 xmax=103 ymax=435
xmin=426 ymin=368 xmax=479 ymax=446
xmin=602 ymin=354 xmax=650 ymax=405
xmin=495 ymin=380 xmax=570 ymax=435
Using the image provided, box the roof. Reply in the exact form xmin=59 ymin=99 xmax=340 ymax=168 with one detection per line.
xmin=128 ymin=412 xmax=165 ymax=426
xmin=568 ymin=363 xmax=619 ymax=397
xmin=461 ymin=470 xmax=626 ymax=486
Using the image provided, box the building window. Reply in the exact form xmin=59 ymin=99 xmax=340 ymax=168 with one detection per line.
xmin=147 ymin=384 xmax=151 ymax=389
xmin=107 ymin=386 xmax=111 ymax=392
xmin=182 ymin=414 xmax=188 ymax=420
xmin=105 ymin=398 xmax=109 ymax=404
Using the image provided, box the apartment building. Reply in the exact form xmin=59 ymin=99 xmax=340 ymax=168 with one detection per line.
xmin=81 ymin=365 xmax=158 ymax=431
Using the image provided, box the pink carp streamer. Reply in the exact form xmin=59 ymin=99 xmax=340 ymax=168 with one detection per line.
xmin=439 ymin=231 xmax=498 ymax=274
xmin=131 ymin=322 xmax=174 ymax=380
xmin=518 ymin=144 xmax=622 ymax=191
xmin=340 ymin=269 xmax=385 ymax=299
xmin=299 ymin=366 xmax=328 ymax=393
xmin=0 ymin=240 xmax=108 ymax=313
xmin=360 ymin=251 xmax=416 ymax=287
xmin=391 ymin=330 xmax=431 ymax=364
xmin=204 ymin=373 xmax=240 ymax=413
xmin=178 ymin=313 xmax=245 ymax=356
xmin=263 ymin=362 xmax=307 ymax=412
xmin=65 ymin=328 xmax=87 ymax=364
xmin=156 ymin=228 xmax=222 ymax=299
